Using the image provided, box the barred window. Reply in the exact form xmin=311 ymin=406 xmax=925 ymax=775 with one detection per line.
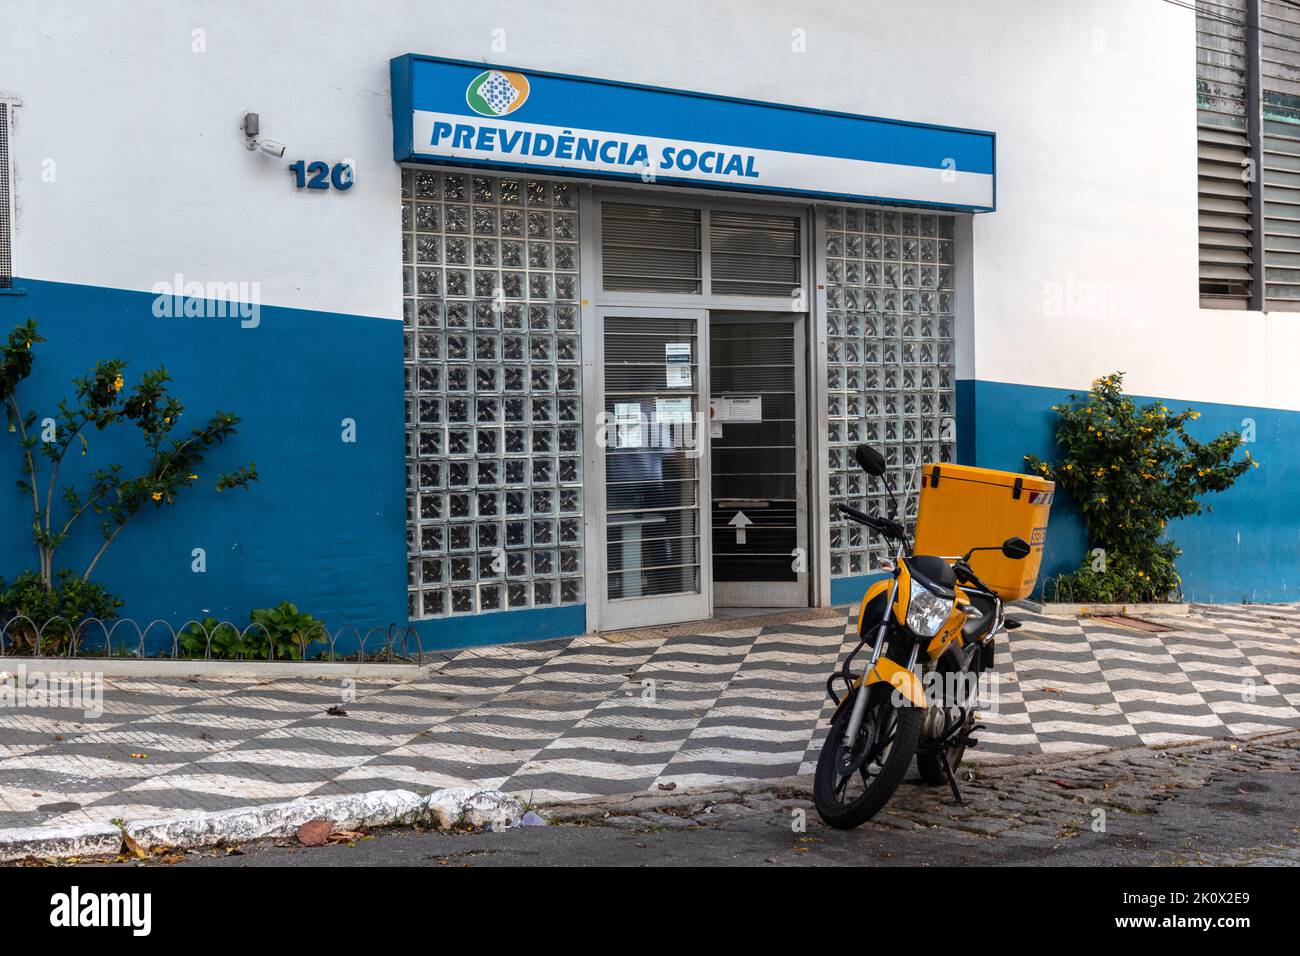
xmin=601 ymin=202 xmax=701 ymax=294
xmin=709 ymin=211 xmax=801 ymax=296
xmin=0 ymin=102 xmax=12 ymax=290
xmin=1195 ymin=0 xmax=1300 ymax=310
xmin=1196 ymin=0 xmax=1254 ymax=307
xmin=1261 ymin=0 xmax=1300 ymax=309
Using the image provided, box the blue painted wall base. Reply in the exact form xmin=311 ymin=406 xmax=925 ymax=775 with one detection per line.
xmin=835 ymin=378 xmax=1295 ymax=605
xmin=958 ymin=378 xmax=1296 ymax=603
xmin=0 ymin=279 xmax=594 ymax=651
xmin=410 ymin=603 xmax=587 ymax=650
xmin=1 ymin=280 xmax=404 ymax=648
xmin=830 ymin=572 xmax=889 ymax=608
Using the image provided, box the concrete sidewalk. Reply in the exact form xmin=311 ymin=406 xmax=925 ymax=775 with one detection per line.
xmin=0 ymin=604 xmax=1297 ymax=833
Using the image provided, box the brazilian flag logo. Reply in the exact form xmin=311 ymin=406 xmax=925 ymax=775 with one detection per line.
xmin=466 ymin=70 xmax=531 ymax=117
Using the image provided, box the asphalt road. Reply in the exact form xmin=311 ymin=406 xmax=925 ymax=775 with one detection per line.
xmin=164 ymin=735 xmax=1300 ymax=867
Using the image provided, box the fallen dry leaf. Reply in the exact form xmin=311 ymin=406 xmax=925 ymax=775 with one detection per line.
xmin=296 ymin=819 xmax=335 ymax=847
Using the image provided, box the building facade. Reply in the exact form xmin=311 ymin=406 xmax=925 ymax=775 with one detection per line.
xmin=1 ymin=1 xmax=1297 ymax=649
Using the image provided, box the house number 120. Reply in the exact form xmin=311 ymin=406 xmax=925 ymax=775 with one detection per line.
xmin=289 ymin=161 xmax=354 ymax=191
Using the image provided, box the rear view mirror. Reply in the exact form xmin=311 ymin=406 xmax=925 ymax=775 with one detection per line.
xmin=854 ymin=444 xmax=887 ymax=477
xmin=1002 ymin=536 xmax=1031 ymax=560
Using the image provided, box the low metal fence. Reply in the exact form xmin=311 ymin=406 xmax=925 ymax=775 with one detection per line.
xmin=0 ymin=616 xmax=429 ymax=663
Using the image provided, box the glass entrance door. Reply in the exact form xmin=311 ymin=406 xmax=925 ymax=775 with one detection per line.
xmin=600 ymin=308 xmax=711 ymax=629
xmin=709 ymin=313 xmax=808 ymax=607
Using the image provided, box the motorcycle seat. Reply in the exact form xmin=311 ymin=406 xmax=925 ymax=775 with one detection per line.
xmin=961 ymin=591 xmax=998 ymax=641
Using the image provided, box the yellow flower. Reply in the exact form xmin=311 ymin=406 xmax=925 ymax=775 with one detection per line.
xmin=111 ymin=374 xmax=124 ymax=392
xmin=150 ymin=491 xmax=162 ymax=502
xmin=187 ymin=474 xmax=198 ymax=481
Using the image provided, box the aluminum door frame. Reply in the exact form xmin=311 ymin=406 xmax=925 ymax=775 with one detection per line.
xmin=710 ymin=311 xmax=809 ymax=608
xmin=595 ymin=304 xmax=714 ymax=631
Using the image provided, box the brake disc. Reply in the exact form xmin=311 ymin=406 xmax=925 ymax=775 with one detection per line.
xmin=836 ymin=709 xmax=880 ymax=777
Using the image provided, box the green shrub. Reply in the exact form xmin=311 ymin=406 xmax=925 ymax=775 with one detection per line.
xmin=0 ymin=569 xmax=124 ymax=655
xmin=251 ymin=602 xmax=328 ymax=660
xmin=1025 ymin=372 xmax=1256 ymax=603
xmin=178 ymin=603 xmax=326 ymax=660
xmin=178 ymin=617 xmax=248 ymax=659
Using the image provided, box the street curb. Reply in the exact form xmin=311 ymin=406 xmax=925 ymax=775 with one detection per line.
xmin=0 ymin=657 xmax=426 ymax=679
xmin=0 ymin=787 xmax=523 ymax=863
xmin=0 ymin=821 xmax=124 ymax=863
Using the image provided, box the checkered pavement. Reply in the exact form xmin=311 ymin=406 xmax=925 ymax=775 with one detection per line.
xmin=1 ymin=604 xmax=1297 ymax=829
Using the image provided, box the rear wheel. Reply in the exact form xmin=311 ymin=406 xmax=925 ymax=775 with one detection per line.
xmin=813 ymin=692 xmax=922 ymax=829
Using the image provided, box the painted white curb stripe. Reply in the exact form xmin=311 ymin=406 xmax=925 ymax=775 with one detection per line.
xmin=0 ymin=787 xmax=524 ymax=862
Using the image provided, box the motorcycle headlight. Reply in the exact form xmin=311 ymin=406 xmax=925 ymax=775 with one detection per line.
xmin=905 ymin=578 xmax=952 ymax=638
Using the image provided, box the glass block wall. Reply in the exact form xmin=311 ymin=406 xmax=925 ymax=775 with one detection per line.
xmin=402 ymin=169 xmax=585 ymax=619
xmin=824 ymin=206 xmax=957 ymax=578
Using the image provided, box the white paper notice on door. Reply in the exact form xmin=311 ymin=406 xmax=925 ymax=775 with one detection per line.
xmin=654 ymin=397 xmax=693 ymax=424
xmin=614 ymin=402 xmax=643 ymax=448
xmin=665 ymin=342 xmax=692 ymax=388
xmin=727 ymin=396 xmax=762 ymax=421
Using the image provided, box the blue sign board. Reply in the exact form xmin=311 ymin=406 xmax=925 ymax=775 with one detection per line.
xmin=391 ymin=55 xmax=995 ymax=211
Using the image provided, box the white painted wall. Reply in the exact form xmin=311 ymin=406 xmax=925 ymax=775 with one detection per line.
xmin=3 ymin=0 xmax=1290 ymax=408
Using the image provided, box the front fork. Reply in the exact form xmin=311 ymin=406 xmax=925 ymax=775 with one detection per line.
xmin=842 ymin=575 xmax=918 ymax=753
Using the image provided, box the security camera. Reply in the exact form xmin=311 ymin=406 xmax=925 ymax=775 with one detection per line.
xmin=258 ymin=139 xmax=287 ymax=159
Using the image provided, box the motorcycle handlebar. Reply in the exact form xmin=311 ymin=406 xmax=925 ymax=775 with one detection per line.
xmin=837 ymin=504 xmax=905 ymax=541
xmin=837 ymin=503 xmax=874 ymax=524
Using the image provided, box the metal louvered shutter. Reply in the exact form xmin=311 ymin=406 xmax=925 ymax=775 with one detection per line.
xmin=709 ymin=211 xmax=801 ymax=296
xmin=0 ymin=103 xmax=11 ymax=290
xmin=1262 ymin=0 xmax=1300 ymax=309
xmin=600 ymin=202 xmax=701 ymax=293
xmin=1197 ymin=0 xmax=1255 ymax=307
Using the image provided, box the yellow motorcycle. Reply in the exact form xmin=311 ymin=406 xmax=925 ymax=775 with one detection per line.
xmin=813 ymin=444 xmax=1031 ymax=829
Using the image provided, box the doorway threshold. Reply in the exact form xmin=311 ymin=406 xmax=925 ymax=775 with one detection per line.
xmin=714 ymin=606 xmax=803 ymax=620
xmin=598 ymin=606 xmax=843 ymax=643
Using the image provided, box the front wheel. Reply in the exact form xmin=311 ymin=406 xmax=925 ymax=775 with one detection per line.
xmin=813 ymin=693 xmax=923 ymax=829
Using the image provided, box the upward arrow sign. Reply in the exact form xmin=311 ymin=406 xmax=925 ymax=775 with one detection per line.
xmin=729 ymin=511 xmax=752 ymax=545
